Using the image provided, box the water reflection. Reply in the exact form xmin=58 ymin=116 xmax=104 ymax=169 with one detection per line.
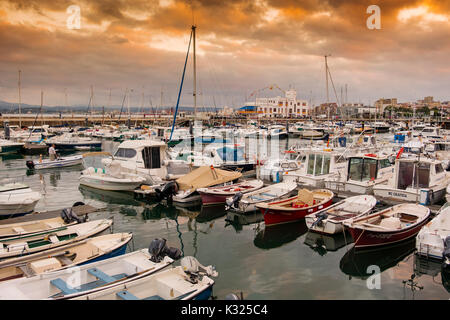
xmin=196 ymin=205 xmax=226 ymax=223
xmin=441 ymin=265 xmax=450 ymax=293
xmin=340 ymin=238 xmax=416 ymax=279
xmin=254 ymin=220 xmax=308 ymax=250
xmin=79 ymin=184 xmax=142 ymax=206
xmin=304 ymin=231 xmax=351 ymax=256
xmin=225 ymin=211 xmax=264 ymax=232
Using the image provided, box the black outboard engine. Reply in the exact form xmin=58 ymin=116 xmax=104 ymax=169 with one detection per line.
xmin=225 ymin=192 xmax=243 ymax=210
xmin=311 ymin=212 xmax=328 ymax=228
xmin=26 ymin=160 xmax=35 ymax=170
xmin=443 ymin=236 xmax=450 ymax=267
xmin=154 ymin=181 xmax=178 ymax=202
xmin=60 ymin=201 xmax=87 ymax=224
xmin=148 ymin=238 xmax=182 ymax=262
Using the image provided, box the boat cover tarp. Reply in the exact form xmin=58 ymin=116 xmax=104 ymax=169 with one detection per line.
xmin=176 ymin=166 xmax=242 ymax=191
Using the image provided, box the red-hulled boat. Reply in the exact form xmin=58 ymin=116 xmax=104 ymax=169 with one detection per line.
xmin=197 ymin=180 xmax=264 ymax=206
xmin=342 ymin=203 xmax=430 ymax=249
xmin=256 ymin=189 xmax=334 ymax=226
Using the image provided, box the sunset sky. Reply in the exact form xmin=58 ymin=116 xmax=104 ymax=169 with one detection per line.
xmin=1 ymin=0 xmax=450 ymax=109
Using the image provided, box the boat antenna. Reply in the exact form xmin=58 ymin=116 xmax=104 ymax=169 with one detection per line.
xmin=18 ymin=69 xmax=22 ymax=128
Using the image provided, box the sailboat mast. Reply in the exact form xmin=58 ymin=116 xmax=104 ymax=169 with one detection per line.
xmin=18 ymin=70 xmax=22 ymax=128
xmin=192 ymin=25 xmax=197 ymax=121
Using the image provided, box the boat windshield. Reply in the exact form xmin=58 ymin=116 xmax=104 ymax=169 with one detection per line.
xmin=114 ymin=148 xmax=137 ymax=158
xmin=217 ymin=147 xmax=245 ymax=162
xmin=397 ymin=161 xmax=430 ymax=190
xmin=307 ymin=154 xmax=331 ymax=176
xmin=348 ymin=157 xmax=377 ymax=181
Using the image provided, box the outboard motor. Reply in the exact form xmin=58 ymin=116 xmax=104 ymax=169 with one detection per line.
xmin=311 ymin=212 xmax=328 ymax=228
xmin=60 ymin=201 xmax=87 ymax=224
xmin=180 ymin=256 xmax=218 ymax=283
xmin=443 ymin=236 xmax=450 ymax=267
xmin=154 ymin=181 xmax=178 ymax=202
xmin=26 ymin=160 xmax=35 ymax=169
xmin=225 ymin=191 xmax=243 ymax=210
xmin=148 ymin=238 xmax=182 ymax=263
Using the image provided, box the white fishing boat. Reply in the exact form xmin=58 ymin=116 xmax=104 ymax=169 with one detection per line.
xmin=79 ymin=161 xmax=146 ymax=191
xmin=45 ymin=133 xmax=102 ymax=151
xmin=71 ymin=256 xmax=217 ymax=300
xmin=259 ymin=151 xmax=303 ymax=182
xmin=225 ymin=181 xmax=297 ymax=213
xmin=26 ymin=155 xmax=83 ymax=170
xmin=0 ymin=183 xmax=41 ymax=216
xmin=305 ymin=195 xmax=377 ymax=234
xmin=0 ymin=139 xmax=24 ymax=155
xmin=101 ymin=140 xmax=191 ymax=184
xmin=324 ymin=153 xmax=394 ymax=195
xmin=198 ymin=179 xmax=264 ymax=205
xmin=283 ymin=149 xmax=348 ymax=188
xmin=0 ymin=238 xmax=180 ymax=299
xmin=0 ymin=233 xmax=132 ymax=283
xmin=416 ymin=203 xmax=450 ymax=260
xmin=0 ymin=219 xmax=113 ymax=260
xmin=373 ymin=157 xmax=450 ymax=205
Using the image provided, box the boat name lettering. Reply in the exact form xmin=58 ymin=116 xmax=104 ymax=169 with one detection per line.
xmin=387 ymin=191 xmax=407 ymax=198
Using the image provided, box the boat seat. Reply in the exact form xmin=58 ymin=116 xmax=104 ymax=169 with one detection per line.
xmin=116 ymin=290 xmax=140 ymax=300
xmin=50 ymin=278 xmax=79 ymax=295
xmin=249 ymin=196 xmax=266 ymax=201
xmin=12 ymin=227 xmax=26 ymax=234
xmin=87 ymin=267 xmax=116 ymax=283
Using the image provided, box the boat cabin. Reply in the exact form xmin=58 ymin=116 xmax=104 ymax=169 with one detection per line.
xmin=394 ymin=158 xmax=446 ymax=190
xmin=347 ymin=154 xmax=393 ymax=183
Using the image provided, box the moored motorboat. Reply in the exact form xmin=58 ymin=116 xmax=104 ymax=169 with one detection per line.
xmin=343 ymin=203 xmax=430 ymax=249
xmin=71 ymin=256 xmax=217 ymax=300
xmin=0 ymin=219 xmax=112 ymax=260
xmin=26 ymin=155 xmax=83 ymax=170
xmin=0 ymin=233 xmax=132 ymax=283
xmin=305 ymin=195 xmax=377 ymax=234
xmin=416 ymin=203 xmax=450 ymax=260
xmin=257 ymin=189 xmax=334 ymax=226
xmin=197 ymin=179 xmax=264 ymax=206
xmin=79 ymin=161 xmax=146 ymax=191
xmin=0 ymin=238 xmax=180 ymax=299
xmin=225 ymin=181 xmax=297 ymax=213
xmin=0 ymin=183 xmax=41 ymax=217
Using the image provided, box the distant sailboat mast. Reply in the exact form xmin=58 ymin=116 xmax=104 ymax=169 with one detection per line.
xmin=193 ymin=24 xmax=197 ymax=121
xmin=18 ymin=70 xmax=22 ymax=128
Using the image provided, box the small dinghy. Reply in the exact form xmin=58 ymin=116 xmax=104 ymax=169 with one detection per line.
xmin=0 ymin=233 xmax=132 ymax=283
xmin=26 ymin=155 xmax=83 ymax=170
xmin=79 ymin=161 xmax=146 ymax=191
xmin=225 ymin=181 xmax=297 ymax=213
xmin=71 ymin=256 xmax=217 ymax=300
xmin=0 ymin=238 xmax=181 ymax=299
xmin=305 ymin=195 xmax=377 ymax=234
xmin=343 ymin=203 xmax=430 ymax=249
xmin=0 ymin=183 xmax=41 ymax=217
xmin=0 ymin=219 xmax=112 ymax=260
xmin=0 ymin=206 xmax=87 ymax=240
xmin=257 ymin=189 xmax=334 ymax=226
xmin=197 ymin=179 xmax=264 ymax=205
xmin=416 ymin=203 xmax=450 ymax=260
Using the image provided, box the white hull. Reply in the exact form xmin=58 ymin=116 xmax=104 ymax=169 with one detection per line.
xmin=32 ymin=156 xmax=83 ymax=170
xmin=0 ymin=200 xmax=39 ymax=216
xmin=373 ymin=186 xmax=446 ymax=204
xmin=79 ymin=177 xmax=142 ymax=191
xmin=0 ymin=186 xmax=41 ymax=216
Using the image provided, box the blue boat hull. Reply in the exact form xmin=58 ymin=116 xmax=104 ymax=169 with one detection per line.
xmin=78 ymin=241 xmax=129 ymax=266
xmin=192 ymin=286 xmax=213 ymax=300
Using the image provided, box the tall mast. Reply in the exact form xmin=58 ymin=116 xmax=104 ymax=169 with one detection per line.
xmin=18 ymin=70 xmax=22 ymax=128
xmin=325 ymin=54 xmax=330 ymax=127
xmin=192 ymin=24 xmax=197 ymax=121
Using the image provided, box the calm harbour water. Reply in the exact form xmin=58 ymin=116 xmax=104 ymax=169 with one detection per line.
xmin=0 ymin=137 xmax=449 ymax=300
